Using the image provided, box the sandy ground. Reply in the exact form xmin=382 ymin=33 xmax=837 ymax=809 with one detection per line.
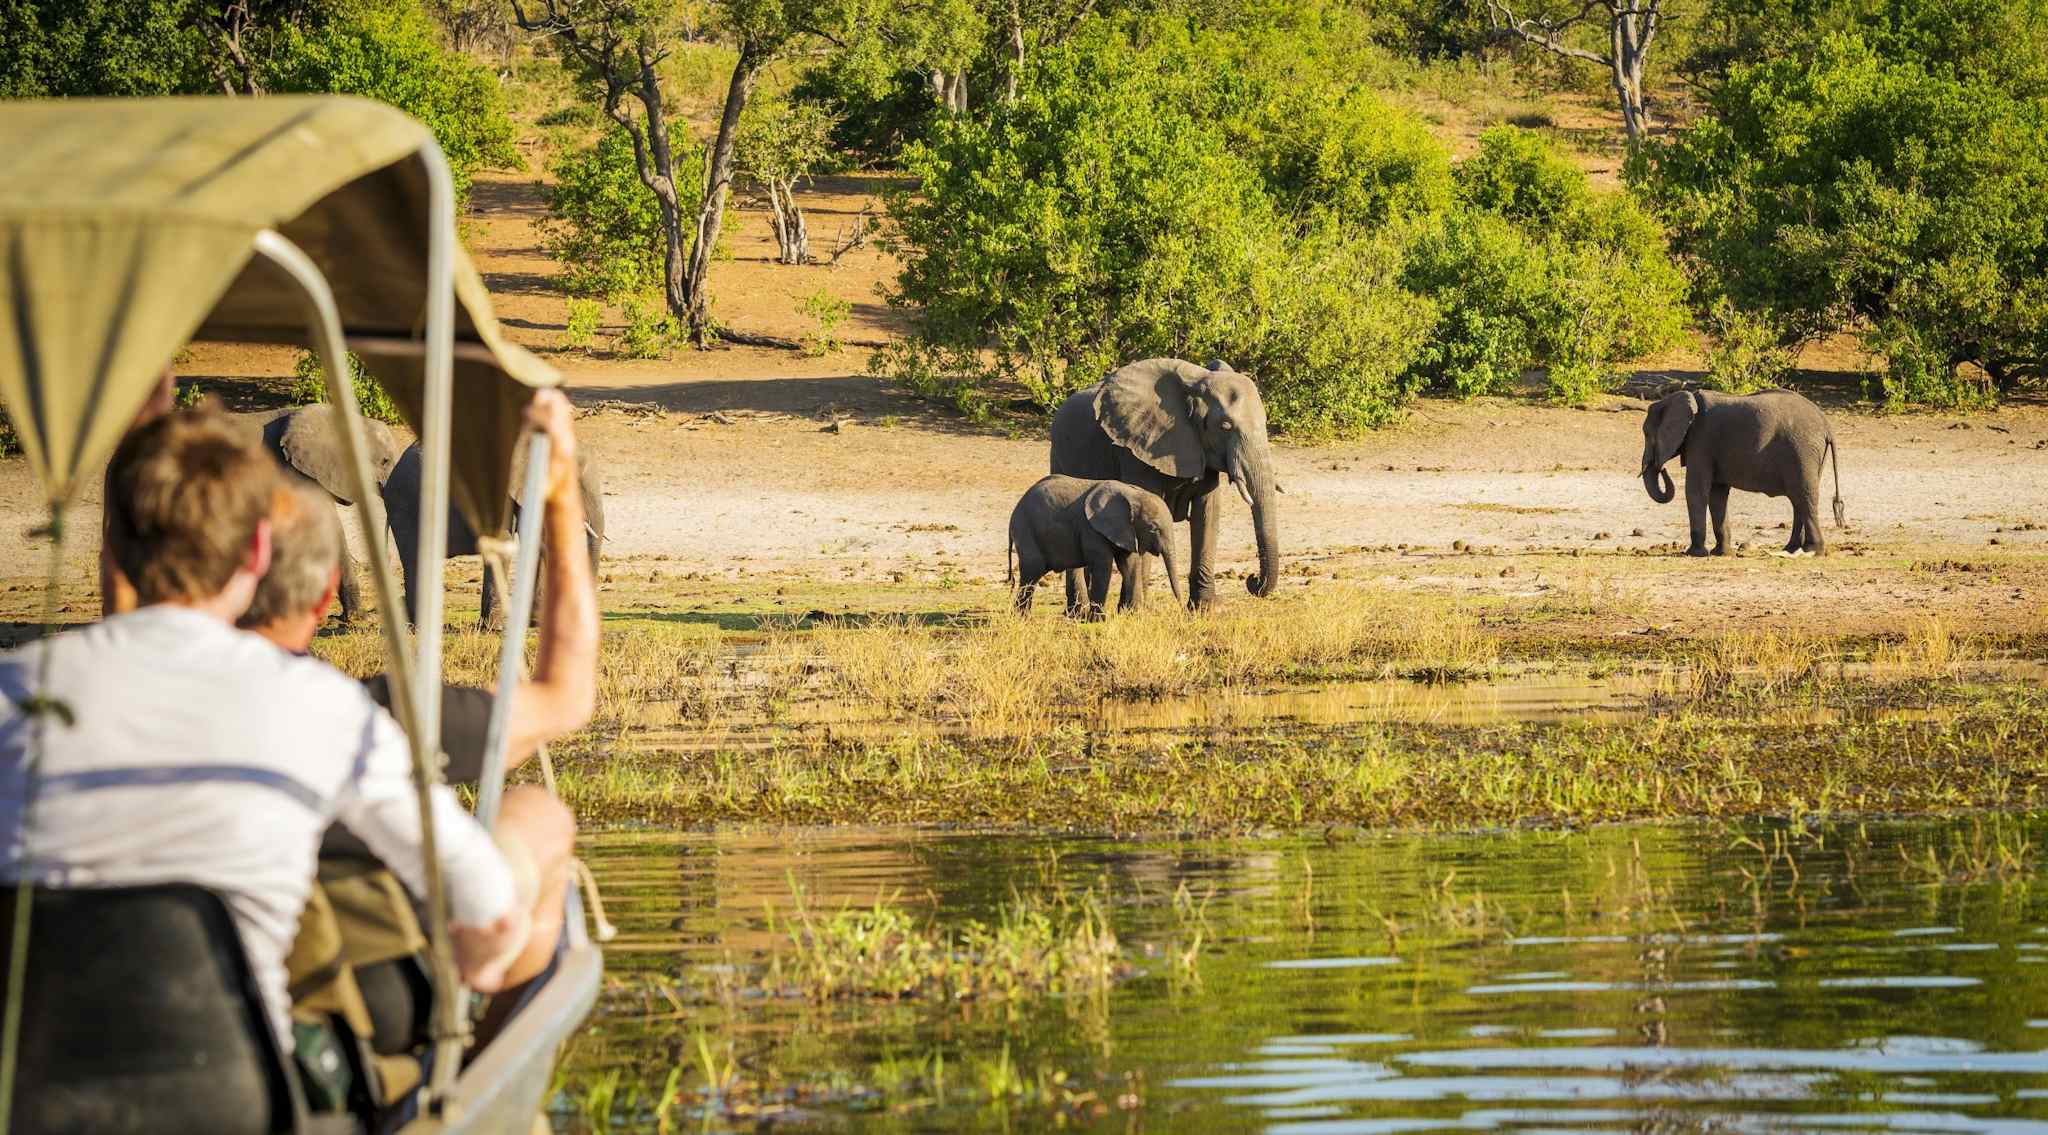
xmin=4 ymin=166 xmax=2046 ymax=639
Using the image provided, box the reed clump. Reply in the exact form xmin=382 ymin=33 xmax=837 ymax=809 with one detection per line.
xmin=769 ymin=884 xmax=1126 ymax=1003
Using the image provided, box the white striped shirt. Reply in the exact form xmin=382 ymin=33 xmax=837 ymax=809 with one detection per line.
xmin=0 ymin=606 xmax=515 ymax=1044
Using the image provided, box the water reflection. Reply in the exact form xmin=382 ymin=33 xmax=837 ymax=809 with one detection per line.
xmin=562 ymin=818 xmax=2048 ymax=1133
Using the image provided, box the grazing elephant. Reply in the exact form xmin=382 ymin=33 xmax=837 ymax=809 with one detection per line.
xmin=1008 ymin=476 xmax=1185 ymax=619
xmin=382 ymin=440 xmax=605 ymax=628
xmin=1050 ymin=358 xmax=1280 ymax=609
xmin=1641 ymin=387 xmax=1845 ymax=556
xmin=248 ymin=405 xmax=403 ymax=622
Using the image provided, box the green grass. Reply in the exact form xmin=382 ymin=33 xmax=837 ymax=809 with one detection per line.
xmin=301 ymin=583 xmax=2048 ymax=835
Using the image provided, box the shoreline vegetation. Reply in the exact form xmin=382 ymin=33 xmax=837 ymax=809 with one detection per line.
xmin=311 ymin=585 xmax=2048 ymax=835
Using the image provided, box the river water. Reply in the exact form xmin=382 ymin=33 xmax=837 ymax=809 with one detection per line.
xmin=557 ymin=816 xmax=2048 ymax=1132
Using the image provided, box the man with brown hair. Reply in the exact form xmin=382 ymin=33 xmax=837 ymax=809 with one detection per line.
xmin=0 ymin=406 xmax=530 ymax=1047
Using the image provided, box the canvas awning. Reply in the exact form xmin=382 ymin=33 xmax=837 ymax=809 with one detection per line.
xmin=0 ymin=95 xmax=556 ymax=537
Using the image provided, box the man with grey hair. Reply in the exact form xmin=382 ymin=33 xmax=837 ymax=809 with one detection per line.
xmin=241 ymin=390 xmax=598 ymax=1108
xmin=241 ymin=391 xmax=599 ymax=781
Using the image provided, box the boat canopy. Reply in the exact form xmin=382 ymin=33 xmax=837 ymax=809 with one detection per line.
xmin=0 ymin=94 xmax=555 ymax=537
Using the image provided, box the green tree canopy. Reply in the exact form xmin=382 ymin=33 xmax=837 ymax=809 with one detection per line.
xmin=1641 ymin=32 xmax=2048 ymax=405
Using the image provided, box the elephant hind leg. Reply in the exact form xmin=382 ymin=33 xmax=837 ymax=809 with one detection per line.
xmin=1799 ymin=493 xmax=1826 ymax=555
xmin=1063 ymin=569 xmax=1086 ymax=619
xmin=335 ymin=513 xmax=363 ymax=623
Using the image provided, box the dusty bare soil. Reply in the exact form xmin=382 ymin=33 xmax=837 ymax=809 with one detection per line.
xmin=3 ymin=165 xmax=2045 ymax=642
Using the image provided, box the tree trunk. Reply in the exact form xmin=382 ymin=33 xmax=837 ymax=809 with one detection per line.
xmin=947 ymin=71 xmax=969 ymax=116
xmin=682 ymin=45 xmax=764 ymax=342
xmin=1005 ymin=0 xmax=1025 ymax=103
xmin=789 ymin=200 xmax=809 ymax=264
xmin=1611 ymin=16 xmax=1651 ymax=144
xmin=766 ymin=182 xmax=791 ymax=264
xmin=766 ymin=179 xmax=810 ymax=265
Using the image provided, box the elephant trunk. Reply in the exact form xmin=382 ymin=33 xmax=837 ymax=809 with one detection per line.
xmin=1160 ymin=532 xmax=1186 ymax=608
xmin=1231 ymin=441 xmax=1282 ymax=598
xmin=1643 ymin=466 xmax=1675 ymax=504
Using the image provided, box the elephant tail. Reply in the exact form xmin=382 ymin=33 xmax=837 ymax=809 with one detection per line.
xmin=1826 ymin=435 xmax=1845 ymax=528
xmin=1006 ymin=530 xmax=1016 ymax=588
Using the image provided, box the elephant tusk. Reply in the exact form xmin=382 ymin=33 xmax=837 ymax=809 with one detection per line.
xmin=1232 ymin=476 xmax=1253 ymax=507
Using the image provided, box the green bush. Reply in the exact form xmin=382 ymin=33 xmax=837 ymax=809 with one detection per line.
xmin=615 ymin=296 xmax=681 ymax=359
xmin=1454 ymin=126 xmax=1590 ymax=227
xmin=1640 ymin=32 xmax=2048 ymax=407
xmin=1702 ymin=298 xmax=1796 ymax=393
xmin=543 ymin=125 xmax=706 ymax=300
xmin=1407 ymin=130 xmax=1688 ymax=404
xmin=262 ymin=0 xmax=520 ymax=205
xmin=798 ymin=290 xmax=851 ymax=357
xmin=882 ymin=16 xmax=1445 ymax=432
xmin=562 ymin=298 xmax=603 ymax=351
xmin=289 ymin=350 xmax=404 ymax=425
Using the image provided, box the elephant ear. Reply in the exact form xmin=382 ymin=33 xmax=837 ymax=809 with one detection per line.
xmin=1094 ymin=358 xmax=1208 ymax=479
xmin=1083 ymin=484 xmax=1141 ymax=553
xmin=278 ymin=404 xmax=359 ymax=504
xmin=1653 ymin=392 xmax=1700 ymax=467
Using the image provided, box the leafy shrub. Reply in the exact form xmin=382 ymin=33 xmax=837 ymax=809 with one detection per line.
xmin=1639 ymin=33 xmax=2048 ymax=406
xmin=289 ymin=350 xmax=404 ymax=425
xmin=1702 ymin=298 xmax=1795 ymax=393
xmin=1454 ymin=126 xmax=1590 ymax=227
xmin=787 ymin=61 xmax=934 ymax=165
xmin=798 ymin=290 xmax=850 ymax=357
xmin=562 ymin=298 xmax=603 ymax=351
xmin=882 ymin=16 xmax=1446 ymax=432
xmin=1406 ymin=129 xmax=1687 ymax=404
xmin=543 ymin=125 xmax=707 ymax=299
xmin=262 ymin=0 xmax=519 ymax=205
xmin=615 ymin=296 xmax=680 ymax=359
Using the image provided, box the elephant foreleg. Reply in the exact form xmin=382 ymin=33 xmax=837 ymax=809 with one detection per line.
xmin=481 ymin=559 xmax=504 ymax=631
xmin=1115 ymin=550 xmax=1138 ymax=613
xmin=1063 ymin=569 xmax=1085 ymax=619
xmin=1708 ymin=484 xmax=1732 ymax=556
xmin=335 ymin=512 xmax=364 ymax=622
xmin=1083 ymin=551 xmax=1114 ymax=622
xmin=1188 ymin=488 xmax=1221 ymax=608
xmin=1683 ymin=466 xmax=1712 ymax=557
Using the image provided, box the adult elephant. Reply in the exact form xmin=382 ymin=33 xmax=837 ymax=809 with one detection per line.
xmin=383 ymin=439 xmax=605 ymax=628
xmin=1641 ymin=386 xmax=1845 ymax=556
xmin=1050 ymin=358 xmax=1280 ymax=609
xmin=248 ymin=405 xmax=403 ymax=623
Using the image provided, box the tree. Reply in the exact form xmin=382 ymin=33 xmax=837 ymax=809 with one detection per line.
xmin=1640 ymin=33 xmax=2048 ymax=405
xmin=513 ymin=0 xmax=843 ymax=343
xmin=737 ymin=97 xmax=840 ymax=264
xmin=1484 ymin=0 xmax=1663 ymax=144
xmin=0 ymin=0 xmax=516 ymax=200
xmin=264 ymin=0 xmax=520 ymax=202
xmin=881 ymin=14 xmax=1448 ymax=432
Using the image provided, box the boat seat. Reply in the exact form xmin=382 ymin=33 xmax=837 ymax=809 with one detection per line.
xmin=0 ymin=884 xmax=356 ymax=1135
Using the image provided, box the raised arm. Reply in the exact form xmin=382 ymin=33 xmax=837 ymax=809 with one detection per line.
xmin=504 ymin=388 xmax=599 ymax=765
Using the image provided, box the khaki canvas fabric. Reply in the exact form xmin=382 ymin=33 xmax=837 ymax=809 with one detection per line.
xmin=0 ymin=95 xmax=556 ymax=537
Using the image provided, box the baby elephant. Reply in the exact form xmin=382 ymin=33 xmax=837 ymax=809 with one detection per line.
xmin=1008 ymin=476 xmax=1184 ymax=618
xmin=1641 ymin=387 xmax=1845 ymax=556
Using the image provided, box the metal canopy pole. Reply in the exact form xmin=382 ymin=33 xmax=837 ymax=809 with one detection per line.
xmin=474 ymin=437 xmax=551 ymax=833
xmin=249 ymin=231 xmax=424 ymax=757
xmin=414 ymin=140 xmax=467 ymax=1109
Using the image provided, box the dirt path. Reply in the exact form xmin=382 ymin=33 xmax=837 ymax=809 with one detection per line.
xmin=4 ymin=167 xmax=2045 ymax=640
